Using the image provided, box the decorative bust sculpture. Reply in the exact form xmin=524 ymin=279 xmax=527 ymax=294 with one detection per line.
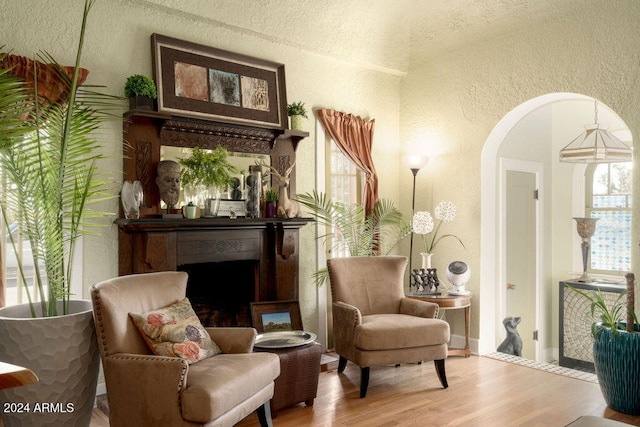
xmin=156 ymin=160 xmax=181 ymax=210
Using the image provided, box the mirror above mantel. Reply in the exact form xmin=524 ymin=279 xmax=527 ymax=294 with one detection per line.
xmin=122 ymin=111 xmax=308 ymax=218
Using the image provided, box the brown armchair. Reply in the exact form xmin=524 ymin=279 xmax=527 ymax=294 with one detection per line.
xmin=327 ymin=256 xmax=450 ymax=398
xmin=90 ymin=271 xmax=280 ymax=427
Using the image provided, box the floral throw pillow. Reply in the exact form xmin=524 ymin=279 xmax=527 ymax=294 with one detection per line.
xmin=130 ymin=297 xmax=221 ymax=364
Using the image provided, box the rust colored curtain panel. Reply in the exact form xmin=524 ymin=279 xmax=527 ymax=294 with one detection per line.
xmin=315 ymin=109 xmax=378 ymax=215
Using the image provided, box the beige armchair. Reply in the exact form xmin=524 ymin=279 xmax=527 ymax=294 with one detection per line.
xmin=327 ymin=256 xmax=450 ymax=398
xmin=90 ymin=271 xmax=280 ymax=427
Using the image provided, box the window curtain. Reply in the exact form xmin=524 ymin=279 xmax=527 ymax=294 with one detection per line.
xmin=315 ymin=109 xmax=378 ymax=215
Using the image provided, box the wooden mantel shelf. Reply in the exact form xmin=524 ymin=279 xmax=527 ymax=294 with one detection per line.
xmin=117 ymin=217 xmax=313 ymax=304
xmin=115 ymin=217 xmax=314 ymax=231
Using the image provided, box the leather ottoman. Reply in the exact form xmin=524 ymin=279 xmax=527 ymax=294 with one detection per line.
xmin=256 ymin=342 xmax=321 ymax=416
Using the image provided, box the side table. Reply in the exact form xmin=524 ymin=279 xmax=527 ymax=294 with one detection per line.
xmin=406 ymin=292 xmax=472 ymax=357
xmin=255 ymin=342 xmax=321 ymax=417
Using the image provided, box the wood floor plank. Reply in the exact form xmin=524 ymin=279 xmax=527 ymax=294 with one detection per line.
xmin=90 ymin=355 xmax=640 ymax=426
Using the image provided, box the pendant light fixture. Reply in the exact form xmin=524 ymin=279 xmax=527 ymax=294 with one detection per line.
xmin=559 ymin=101 xmax=632 ymax=163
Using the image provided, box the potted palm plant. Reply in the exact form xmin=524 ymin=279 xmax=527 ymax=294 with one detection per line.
xmin=296 ymin=190 xmax=411 ymax=286
xmin=0 ymin=1 xmax=120 ymax=425
xmin=178 ymin=146 xmax=238 ymax=217
xmin=568 ymin=273 xmax=640 ymax=415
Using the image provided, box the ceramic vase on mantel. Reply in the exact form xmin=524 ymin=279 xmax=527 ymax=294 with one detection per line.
xmin=290 ymin=115 xmax=304 ymax=131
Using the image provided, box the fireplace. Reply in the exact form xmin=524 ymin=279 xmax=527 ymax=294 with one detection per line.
xmin=117 ymin=217 xmax=312 ymax=327
xmin=117 ymin=112 xmax=311 ymax=324
xmin=179 ymin=260 xmax=258 ymax=327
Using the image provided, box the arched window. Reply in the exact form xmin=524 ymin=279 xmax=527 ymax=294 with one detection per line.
xmin=586 ymin=162 xmax=632 ymax=274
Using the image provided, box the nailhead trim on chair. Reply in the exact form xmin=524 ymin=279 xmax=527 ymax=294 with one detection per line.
xmin=90 ymin=285 xmax=110 ymax=357
xmin=107 ymin=355 xmax=188 ymax=394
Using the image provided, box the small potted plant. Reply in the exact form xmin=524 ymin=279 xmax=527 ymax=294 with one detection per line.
xmin=568 ymin=273 xmax=640 ymax=415
xmin=287 ymin=101 xmax=307 ymax=131
xmin=185 ymin=201 xmax=197 ymax=219
xmin=264 ymin=187 xmax=278 ymax=218
xmin=124 ymin=74 xmax=157 ymax=111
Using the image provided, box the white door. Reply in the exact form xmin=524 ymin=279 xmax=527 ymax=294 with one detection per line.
xmin=505 ymin=170 xmax=538 ymax=360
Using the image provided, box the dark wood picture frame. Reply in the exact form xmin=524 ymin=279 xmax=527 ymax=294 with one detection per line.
xmin=250 ymin=300 xmax=303 ymax=333
xmin=152 ymin=33 xmax=288 ymax=129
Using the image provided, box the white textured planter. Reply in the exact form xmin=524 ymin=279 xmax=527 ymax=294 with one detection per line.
xmin=0 ymin=300 xmax=100 ymax=427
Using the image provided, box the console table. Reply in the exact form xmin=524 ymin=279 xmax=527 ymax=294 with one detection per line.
xmin=559 ymin=280 xmax=625 ymax=372
xmin=406 ymin=292 xmax=472 ymax=357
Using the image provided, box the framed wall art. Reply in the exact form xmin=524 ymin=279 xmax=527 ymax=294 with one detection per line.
xmin=152 ymin=34 xmax=288 ymax=129
xmin=250 ymin=300 xmax=303 ymax=333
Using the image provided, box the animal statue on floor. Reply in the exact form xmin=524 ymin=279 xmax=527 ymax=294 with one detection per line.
xmin=497 ymin=316 xmax=523 ymax=357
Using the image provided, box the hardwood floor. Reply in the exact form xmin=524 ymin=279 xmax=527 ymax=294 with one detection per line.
xmin=91 ymin=355 xmax=640 ymax=427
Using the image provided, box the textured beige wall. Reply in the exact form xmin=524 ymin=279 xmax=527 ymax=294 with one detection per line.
xmin=401 ymin=1 xmax=640 ymax=350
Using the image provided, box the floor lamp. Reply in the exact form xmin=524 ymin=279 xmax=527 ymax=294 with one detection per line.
xmin=404 ymin=155 xmax=429 ymax=289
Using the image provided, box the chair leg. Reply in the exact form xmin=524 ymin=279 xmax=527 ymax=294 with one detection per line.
xmin=257 ymin=400 xmax=273 ymax=427
xmin=434 ymin=359 xmax=448 ymax=389
xmin=360 ymin=367 xmax=370 ymax=398
xmin=338 ymin=355 xmax=348 ymax=373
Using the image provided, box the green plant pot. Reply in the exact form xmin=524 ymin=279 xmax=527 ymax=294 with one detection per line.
xmin=0 ymin=300 xmax=100 ymax=426
xmin=593 ymin=323 xmax=640 ymax=415
xmin=290 ymin=114 xmax=304 ymax=131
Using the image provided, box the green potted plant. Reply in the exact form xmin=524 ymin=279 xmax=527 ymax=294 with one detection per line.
xmin=0 ymin=1 xmax=120 ymax=425
xmin=296 ymin=190 xmax=411 ymax=286
xmin=264 ymin=187 xmax=278 ymax=218
xmin=287 ymin=101 xmax=307 ymax=131
xmin=124 ymin=73 xmax=157 ymax=111
xmin=568 ymin=273 xmax=640 ymax=415
xmin=178 ymin=146 xmax=238 ymax=217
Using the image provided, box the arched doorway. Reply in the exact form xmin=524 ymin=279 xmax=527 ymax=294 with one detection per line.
xmin=479 ymin=93 xmax=631 ymax=360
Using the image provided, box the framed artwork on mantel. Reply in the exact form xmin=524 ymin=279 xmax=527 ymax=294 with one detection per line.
xmin=152 ymin=33 xmax=288 ymax=129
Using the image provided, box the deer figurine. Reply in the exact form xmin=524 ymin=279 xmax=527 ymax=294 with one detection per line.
xmin=257 ymin=160 xmax=301 ymax=218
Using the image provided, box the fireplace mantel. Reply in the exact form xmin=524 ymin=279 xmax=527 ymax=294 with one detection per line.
xmin=117 ymin=218 xmax=313 ymax=303
xmin=119 ymin=112 xmax=311 ymax=316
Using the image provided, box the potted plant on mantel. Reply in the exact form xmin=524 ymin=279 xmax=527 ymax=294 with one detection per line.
xmin=178 ymin=146 xmax=238 ymax=218
xmin=287 ymin=101 xmax=307 ymax=131
xmin=568 ymin=273 xmax=640 ymax=415
xmin=0 ymin=1 xmax=120 ymax=425
xmin=124 ymin=73 xmax=157 ymax=111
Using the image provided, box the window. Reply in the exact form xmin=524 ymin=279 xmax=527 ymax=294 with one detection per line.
xmin=586 ymin=162 xmax=632 ymax=274
xmin=0 ymin=175 xmax=48 ymax=307
xmin=325 ymin=137 xmax=362 ymax=257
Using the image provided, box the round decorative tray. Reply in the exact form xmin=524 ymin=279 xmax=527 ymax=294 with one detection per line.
xmin=255 ymin=330 xmax=317 ymax=349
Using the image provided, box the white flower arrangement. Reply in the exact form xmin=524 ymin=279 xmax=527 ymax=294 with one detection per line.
xmin=412 ymin=201 xmax=464 ymax=253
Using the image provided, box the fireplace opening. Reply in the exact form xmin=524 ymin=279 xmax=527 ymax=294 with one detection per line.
xmin=179 ymin=260 xmax=257 ymax=327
